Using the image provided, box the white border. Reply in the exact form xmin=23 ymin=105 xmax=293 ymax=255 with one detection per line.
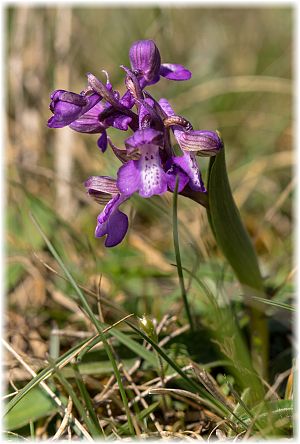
xmin=1 ymin=1 xmax=298 ymax=443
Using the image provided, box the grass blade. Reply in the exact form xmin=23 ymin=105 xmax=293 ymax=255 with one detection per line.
xmin=172 ymin=178 xmax=195 ymax=332
xmin=29 ymin=212 xmax=135 ymax=435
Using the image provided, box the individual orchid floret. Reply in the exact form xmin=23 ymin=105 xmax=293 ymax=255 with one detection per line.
xmin=159 ymin=98 xmax=223 ymax=156
xmin=48 ymin=90 xmax=101 ymax=128
xmin=129 ymin=40 xmax=161 ymax=85
xmin=129 ymin=39 xmax=191 ymax=87
xmin=117 ymin=128 xmax=168 ymax=198
xmin=85 ymin=176 xmax=129 ymax=247
xmin=174 ymin=129 xmax=223 ymax=156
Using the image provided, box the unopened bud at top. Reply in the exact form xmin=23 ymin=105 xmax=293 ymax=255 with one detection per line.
xmin=129 ymin=40 xmax=161 ymax=84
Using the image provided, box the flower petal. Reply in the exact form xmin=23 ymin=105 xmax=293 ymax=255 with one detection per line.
xmin=176 ymin=130 xmax=223 ymax=156
xmin=166 ymin=164 xmax=189 ymax=193
xmin=125 ymin=128 xmax=163 ymax=151
xmin=138 ymin=145 xmax=168 ymax=198
xmin=95 ymin=194 xmax=128 ymax=247
xmin=129 ymin=40 xmax=161 ymax=84
xmin=119 ymin=90 xmax=135 ymax=109
xmin=160 ymin=63 xmax=192 ymax=81
xmin=104 ymin=209 xmax=129 ymax=247
xmin=85 ymin=175 xmax=119 ymax=204
xmin=110 ymin=114 xmax=132 ymax=131
xmin=69 ymin=102 xmax=105 ymax=133
xmin=48 ymin=91 xmax=101 ymax=128
xmin=158 ymin=98 xmax=175 ymax=117
xmin=172 ymin=152 xmax=206 ymax=192
xmin=117 ymin=160 xmax=141 ymax=196
xmin=97 ymin=131 xmax=108 ymax=152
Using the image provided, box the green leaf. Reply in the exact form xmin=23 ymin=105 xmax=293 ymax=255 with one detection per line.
xmin=207 ymin=147 xmax=264 ymax=292
xmin=246 ymin=400 xmax=294 ymax=433
xmin=4 ymin=387 xmax=58 ymax=431
xmin=251 ymin=296 xmax=295 ymax=312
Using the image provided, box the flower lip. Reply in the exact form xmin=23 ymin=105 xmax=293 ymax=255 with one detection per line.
xmin=95 ymin=193 xmax=129 ymax=247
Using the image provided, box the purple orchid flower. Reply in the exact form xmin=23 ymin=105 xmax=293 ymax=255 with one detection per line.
xmin=48 ymin=90 xmax=101 ymax=128
xmin=158 ymin=98 xmax=222 ymax=192
xmin=85 ymin=176 xmax=129 ymax=247
xmin=129 ymin=40 xmax=191 ymax=88
xmin=49 ymin=39 xmax=223 ymax=248
xmin=117 ymin=128 xmax=168 ymax=198
xmin=48 ymin=76 xmax=137 ymax=152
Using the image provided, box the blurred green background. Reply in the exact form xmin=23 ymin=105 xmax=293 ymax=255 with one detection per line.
xmin=6 ymin=6 xmax=293 ymax=372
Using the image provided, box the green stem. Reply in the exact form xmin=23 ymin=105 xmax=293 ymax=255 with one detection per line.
xmin=172 ymin=178 xmax=195 ymax=332
xmin=248 ymin=296 xmax=269 ymax=381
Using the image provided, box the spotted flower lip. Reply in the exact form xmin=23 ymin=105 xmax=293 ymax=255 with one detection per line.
xmin=117 ymin=128 xmax=167 ymax=198
xmin=129 ymin=39 xmax=192 ymax=87
xmin=48 ymin=90 xmax=101 ymax=128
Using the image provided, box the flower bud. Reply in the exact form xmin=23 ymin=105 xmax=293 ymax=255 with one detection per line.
xmin=129 ymin=40 xmax=161 ymax=84
xmin=138 ymin=315 xmax=158 ymax=343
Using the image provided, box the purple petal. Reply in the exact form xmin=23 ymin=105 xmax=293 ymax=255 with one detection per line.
xmin=129 ymin=40 xmax=161 ymax=84
xmin=138 ymin=145 xmax=167 ymax=198
xmin=166 ymin=165 xmax=190 ymax=193
xmin=96 ymin=208 xmax=128 ymax=247
xmin=176 ymin=130 xmax=223 ymax=156
xmin=110 ymin=115 xmax=132 ymax=131
xmin=69 ymin=102 xmax=105 ymax=133
xmin=158 ymin=98 xmax=175 ymax=117
xmin=125 ymin=128 xmax=163 ymax=151
xmin=48 ymin=100 xmax=83 ymax=128
xmin=48 ymin=91 xmax=101 ymax=128
xmin=119 ymin=90 xmax=135 ymax=109
xmin=172 ymin=152 xmax=206 ymax=192
xmin=139 ymin=98 xmax=154 ymax=128
xmin=160 ymin=63 xmax=192 ymax=81
xmin=95 ymin=194 xmax=128 ymax=247
xmin=97 ymin=131 xmax=108 ymax=152
xmin=117 ymin=160 xmax=141 ymax=196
